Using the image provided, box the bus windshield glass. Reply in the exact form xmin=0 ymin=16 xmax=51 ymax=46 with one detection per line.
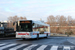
xmin=16 ymin=21 xmax=32 ymax=32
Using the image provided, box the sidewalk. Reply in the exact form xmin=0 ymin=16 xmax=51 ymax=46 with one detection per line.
xmin=50 ymin=34 xmax=67 ymax=37
xmin=51 ymin=33 xmax=75 ymax=37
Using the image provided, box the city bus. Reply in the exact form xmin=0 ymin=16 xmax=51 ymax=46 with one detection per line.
xmin=13 ymin=20 xmax=50 ymax=40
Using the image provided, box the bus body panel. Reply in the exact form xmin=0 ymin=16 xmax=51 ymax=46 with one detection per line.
xmin=14 ymin=20 xmax=50 ymax=39
xmin=16 ymin=32 xmax=38 ymax=38
xmin=16 ymin=32 xmax=50 ymax=38
xmin=16 ymin=32 xmax=31 ymax=38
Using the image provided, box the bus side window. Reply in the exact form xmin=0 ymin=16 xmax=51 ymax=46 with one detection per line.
xmin=33 ymin=24 xmax=37 ymax=31
xmin=43 ymin=26 xmax=46 ymax=31
xmin=39 ymin=25 xmax=44 ymax=34
xmin=33 ymin=24 xmax=35 ymax=31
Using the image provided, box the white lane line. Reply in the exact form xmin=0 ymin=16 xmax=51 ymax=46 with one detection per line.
xmin=0 ymin=44 xmax=17 ymax=50
xmin=0 ymin=43 xmax=7 ymax=46
xmin=23 ymin=44 xmax=38 ymax=50
xmin=50 ymin=46 xmax=58 ymax=50
xmin=37 ymin=45 xmax=47 ymax=50
xmin=63 ymin=46 xmax=70 ymax=50
xmin=9 ymin=44 xmax=27 ymax=50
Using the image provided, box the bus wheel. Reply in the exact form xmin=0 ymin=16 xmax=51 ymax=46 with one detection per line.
xmin=23 ymin=38 xmax=25 ymax=40
xmin=37 ymin=34 xmax=39 ymax=40
xmin=46 ymin=33 xmax=48 ymax=38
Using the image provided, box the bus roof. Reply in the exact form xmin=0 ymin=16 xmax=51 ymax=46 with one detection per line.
xmin=32 ymin=20 xmax=50 ymax=26
xmin=17 ymin=20 xmax=50 ymax=26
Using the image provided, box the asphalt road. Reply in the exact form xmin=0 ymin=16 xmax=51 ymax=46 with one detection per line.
xmin=0 ymin=36 xmax=75 ymax=46
xmin=0 ymin=36 xmax=75 ymax=50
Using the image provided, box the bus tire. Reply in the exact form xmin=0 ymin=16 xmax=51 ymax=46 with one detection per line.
xmin=23 ymin=38 xmax=25 ymax=40
xmin=46 ymin=33 xmax=48 ymax=38
xmin=37 ymin=34 xmax=39 ymax=39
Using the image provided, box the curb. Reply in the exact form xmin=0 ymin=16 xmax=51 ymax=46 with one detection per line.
xmin=51 ymin=34 xmax=75 ymax=37
xmin=0 ymin=37 xmax=16 ymax=40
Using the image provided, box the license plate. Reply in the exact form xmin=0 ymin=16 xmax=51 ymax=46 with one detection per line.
xmin=21 ymin=36 xmax=25 ymax=38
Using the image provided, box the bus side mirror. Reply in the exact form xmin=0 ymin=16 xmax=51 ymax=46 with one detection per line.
xmin=33 ymin=23 xmax=35 ymax=26
xmin=13 ymin=22 xmax=16 ymax=26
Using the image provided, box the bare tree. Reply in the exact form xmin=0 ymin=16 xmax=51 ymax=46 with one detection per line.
xmin=19 ymin=16 xmax=27 ymax=20
xmin=47 ymin=15 xmax=67 ymax=26
xmin=59 ymin=15 xmax=66 ymax=26
xmin=67 ymin=16 xmax=73 ymax=26
xmin=7 ymin=22 xmax=13 ymax=28
xmin=23 ymin=17 xmax=27 ymax=20
xmin=47 ymin=15 xmax=55 ymax=26
xmin=20 ymin=16 xmax=23 ymax=20
xmin=55 ymin=15 xmax=60 ymax=25
xmin=8 ymin=15 xmax=19 ymax=22
xmin=47 ymin=15 xmax=75 ymax=34
xmin=8 ymin=16 xmax=27 ymax=22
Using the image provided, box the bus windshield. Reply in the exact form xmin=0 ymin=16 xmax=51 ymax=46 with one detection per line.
xmin=16 ymin=21 xmax=32 ymax=32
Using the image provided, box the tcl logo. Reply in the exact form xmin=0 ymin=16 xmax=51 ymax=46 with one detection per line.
xmin=18 ymin=33 xmax=29 ymax=35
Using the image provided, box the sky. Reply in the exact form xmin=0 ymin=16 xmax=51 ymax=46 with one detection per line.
xmin=0 ymin=0 xmax=75 ymax=22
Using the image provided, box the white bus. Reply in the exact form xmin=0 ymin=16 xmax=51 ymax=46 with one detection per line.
xmin=13 ymin=20 xmax=50 ymax=40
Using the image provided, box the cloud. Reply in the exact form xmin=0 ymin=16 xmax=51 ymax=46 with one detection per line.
xmin=57 ymin=7 xmax=75 ymax=15
xmin=0 ymin=0 xmax=75 ymax=21
xmin=0 ymin=8 xmax=16 ymax=21
xmin=0 ymin=1 xmax=15 ymax=4
xmin=23 ymin=0 xmax=51 ymax=4
xmin=0 ymin=14 xmax=7 ymax=21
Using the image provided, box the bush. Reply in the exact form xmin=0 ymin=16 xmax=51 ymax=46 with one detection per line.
xmin=65 ymin=32 xmax=67 ymax=35
xmin=69 ymin=31 xmax=73 ymax=35
xmin=65 ymin=31 xmax=73 ymax=35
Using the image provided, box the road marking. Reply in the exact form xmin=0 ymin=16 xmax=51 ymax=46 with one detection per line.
xmin=44 ymin=45 xmax=52 ymax=50
xmin=37 ymin=45 xmax=47 ymax=50
xmin=23 ymin=44 xmax=38 ymax=50
xmin=3 ymin=44 xmax=21 ymax=50
xmin=50 ymin=46 xmax=58 ymax=50
xmin=17 ymin=44 xmax=32 ymax=50
xmin=58 ymin=46 xmax=63 ymax=50
xmin=9 ymin=44 xmax=27 ymax=50
xmin=0 ymin=44 xmax=17 ymax=50
xmin=0 ymin=43 xmax=75 ymax=50
xmin=63 ymin=46 xmax=70 ymax=50
xmin=0 ymin=43 xmax=7 ymax=46
xmin=31 ymin=45 xmax=42 ymax=50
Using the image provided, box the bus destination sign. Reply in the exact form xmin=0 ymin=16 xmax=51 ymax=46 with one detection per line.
xmin=20 ymin=21 xmax=31 ymax=23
